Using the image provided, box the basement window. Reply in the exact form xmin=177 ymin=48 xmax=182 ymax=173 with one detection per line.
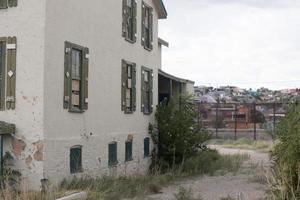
xmin=108 ymin=142 xmax=118 ymax=166
xmin=70 ymin=146 xmax=83 ymax=174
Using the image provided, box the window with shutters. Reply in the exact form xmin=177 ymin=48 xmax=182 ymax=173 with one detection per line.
xmin=70 ymin=146 xmax=83 ymax=174
xmin=0 ymin=0 xmax=17 ymax=9
xmin=108 ymin=142 xmax=118 ymax=166
xmin=141 ymin=67 xmax=153 ymax=114
xmin=144 ymin=137 xmax=150 ymax=157
xmin=122 ymin=0 xmax=137 ymax=43
xmin=64 ymin=41 xmax=89 ymax=113
xmin=141 ymin=2 xmax=153 ymax=50
xmin=121 ymin=60 xmax=136 ymax=113
xmin=0 ymin=37 xmax=17 ymax=111
xmin=125 ymin=140 xmax=133 ymax=162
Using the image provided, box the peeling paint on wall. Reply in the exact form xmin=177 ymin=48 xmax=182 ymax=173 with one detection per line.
xmin=12 ymin=137 xmax=26 ymax=157
xmin=33 ymin=140 xmax=43 ymax=161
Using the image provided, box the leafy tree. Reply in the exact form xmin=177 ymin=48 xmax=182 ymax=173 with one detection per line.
xmin=149 ymin=95 xmax=211 ymax=169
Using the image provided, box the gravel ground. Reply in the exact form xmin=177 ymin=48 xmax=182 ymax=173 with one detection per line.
xmin=146 ymin=146 xmax=270 ymax=200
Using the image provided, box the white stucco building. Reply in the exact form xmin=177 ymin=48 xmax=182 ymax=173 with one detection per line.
xmin=0 ymin=0 xmax=193 ymax=190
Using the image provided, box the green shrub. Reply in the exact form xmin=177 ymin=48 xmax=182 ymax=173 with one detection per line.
xmin=268 ymin=103 xmax=300 ymax=199
xmin=150 ymin=95 xmax=211 ymax=169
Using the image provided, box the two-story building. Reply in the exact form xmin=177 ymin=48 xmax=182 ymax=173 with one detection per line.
xmin=0 ymin=0 xmax=193 ymax=190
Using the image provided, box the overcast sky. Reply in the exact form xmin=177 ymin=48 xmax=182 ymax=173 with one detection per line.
xmin=158 ymin=0 xmax=300 ymax=90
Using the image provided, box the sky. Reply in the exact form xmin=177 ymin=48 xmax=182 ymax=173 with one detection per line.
xmin=158 ymin=0 xmax=300 ymax=90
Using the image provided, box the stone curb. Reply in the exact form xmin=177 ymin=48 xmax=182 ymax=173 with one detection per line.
xmin=56 ymin=192 xmax=87 ymax=200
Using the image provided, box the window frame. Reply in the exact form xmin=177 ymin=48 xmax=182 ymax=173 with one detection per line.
xmin=141 ymin=1 xmax=153 ymax=51
xmin=0 ymin=0 xmax=17 ymax=9
xmin=144 ymin=137 xmax=150 ymax=157
xmin=141 ymin=66 xmax=153 ymax=115
xmin=122 ymin=0 xmax=137 ymax=43
xmin=64 ymin=41 xmax=89 ymax=113
xmin=125 ymin=140 xmax=133 ymax=162
xmin=0 ymin=39 xmax=6 ymax=111
xmin=108 ymin=142 xmax=118 ymax=166
xmin=121 ymin=59 xmax=136 ymax=114
xmin=70 ymin=145 xmax=83 ymax=174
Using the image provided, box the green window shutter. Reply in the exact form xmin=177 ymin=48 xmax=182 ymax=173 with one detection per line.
xmin=121 ymin=60 xmax=127 ymax=111
xmin=141 ymin=3 xmax=146 ymax=46
xmin=125 ymin=140 xmax=133 ymax=161
xmin=6 ymin=36 xmax=17 ymax=110
xmin=132 ymin=0 xmax=137 ymax=42
xmin=83 ymin=47 xmax=89 ymax=110
xmin=64 ymin=42 xmax=71 ymax=109
xmin=70 ymin=146 xmax=82 ymax=174
xmin=0 ymin=0 xmax=8 ymax=9
xmin=132 ymin=63 xmax=136 ymax=111
xmin=7 ymin=0 xmax=16 ymax=7
xmin=144 ymin=137 xmax=150 ymax=157
xmin=149 ymin=8 xmax=154 ymax=50
xmin=141 ymin=68 xmax=145 ymax=113
xmin=122 ymin=0 xmax=127 ymax=37
xmin=149 ymin=69 xmax=153 ymax=113
xmin=109 ymin=142 xmax=118 ymax=166
xmin=0 ymin=40 xmax=6 ymax=110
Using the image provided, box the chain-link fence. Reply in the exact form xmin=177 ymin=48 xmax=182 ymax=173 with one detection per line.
xmin=195 ymin=102 xmax=288 ymax=140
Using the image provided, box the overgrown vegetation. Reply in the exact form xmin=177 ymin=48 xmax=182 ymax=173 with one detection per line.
xmin=174 ymin=187 xmax=203 ymax=200
xmin=149 ymin=95 xmax=211 ymax=169
xmin=267 ymin=102 xmax=300 ymax=200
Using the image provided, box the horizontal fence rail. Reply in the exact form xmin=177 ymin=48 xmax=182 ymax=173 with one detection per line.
xmin=195 ymin=102 xmax=289 ymax=140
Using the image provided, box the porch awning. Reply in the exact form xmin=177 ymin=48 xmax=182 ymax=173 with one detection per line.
xmin=0 ymin=121 xmax=15 ymax=135
xmin=158 ymin=69 xmax=194 ymax=84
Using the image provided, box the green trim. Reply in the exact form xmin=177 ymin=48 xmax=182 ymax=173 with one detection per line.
xmin=0 ymin=39 xmax=6 ymax=111
xmin=125 ymin=140 xmax=133 ymax=162
xmin=144 ymin=137 xmax=150 ymax=157
xmin=64 ymin=41 xmax=89 ymax=113
xmin=141 ymin=66 xmax=153 ymax=115
xmin=70 ymin=146 xmax=83 ymax=174
xmin=108 ymin=142 xmax=118 ymax=166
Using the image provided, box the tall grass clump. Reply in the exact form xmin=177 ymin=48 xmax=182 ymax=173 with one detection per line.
xmin=268 ymin=102 xmax=300 ymax=200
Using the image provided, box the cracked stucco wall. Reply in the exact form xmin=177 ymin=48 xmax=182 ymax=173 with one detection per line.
xmin=43 ymin=0 xmax=160 ymax=185
xmin=0 ymin=0 xmax=46 ymax=190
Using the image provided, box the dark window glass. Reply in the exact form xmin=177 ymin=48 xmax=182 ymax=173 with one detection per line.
xmin=125 ymin=140 xmax=133 ymax=161
xmin=70 ymin=146 xmax=82 ymax=174
xmin=109 ymin=142 xmax=118 ymax=166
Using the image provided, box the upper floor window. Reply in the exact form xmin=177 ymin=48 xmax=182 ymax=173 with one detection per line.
xmin=141 ymin=67 xmax=153 ymax=114
xmin=141 ymin=2 xmax=153 ymax=50
xmin=122 ymin=0 xmax=137 ymax=43
xmin=0 ymin=0 xmax=17 ymax=9
xmin=0 ymin=36 xmax=17 ymax=111
xmin=64 ymin=41 xmax=89 ymax=113
xmin=121 ymin=60 xmax=136 ymax=113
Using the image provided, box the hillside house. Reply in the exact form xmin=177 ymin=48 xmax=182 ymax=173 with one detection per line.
xmin=0 ymin=0 xmax=194 ymax=190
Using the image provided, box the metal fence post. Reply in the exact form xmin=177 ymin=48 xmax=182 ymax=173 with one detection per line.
xmin=234 ymin=103 xmax=237 ymax=141
xmin=253 ymin=102 xmax=257 ymax=140
xmin=216 ymin=100 xmax=219 ymax=138
xmin=273 ymin=102 xmax=276 ymax=139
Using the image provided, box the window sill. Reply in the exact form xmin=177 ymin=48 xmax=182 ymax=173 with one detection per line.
xmin=125 ymin=37 xmax=136 ymax=44
xmin=68 ymin=109 xmax=85 ymax=114
xmin=125 ymin=158 xmax=133 ymax=162
xmin=108 ymin=161 xmax=118 ymax=167
xmin=143 ymin=46 xmax=153 ymax=52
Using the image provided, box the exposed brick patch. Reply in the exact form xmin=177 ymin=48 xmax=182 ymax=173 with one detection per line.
xmin=12 ymin=138 xmax=26 ymax=157
xmin=25 ymin=155 xmax=32 ymax=169
xmin=33 ymin=140 xmax=44 ymax=161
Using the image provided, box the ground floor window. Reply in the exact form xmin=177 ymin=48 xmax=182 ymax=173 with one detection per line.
xmin=70 ymin=146 xmax=82 ymax=174
xmin=125 ymin=140 xmax=133 ymax=161
xmin=109 ymin=142 xmax=118 ymax=166
xmin=144 ymin=137 xmax=150 ymax=157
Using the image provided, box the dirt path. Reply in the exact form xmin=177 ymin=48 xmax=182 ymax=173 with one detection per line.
xmin=146 ymin=146 xmax=270 ymax=200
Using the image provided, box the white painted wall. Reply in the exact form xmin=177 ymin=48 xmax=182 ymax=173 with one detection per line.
xmin=0 ymin=0 xmax=46 ymax=190
xmin=43 ymin=0 xmax=161 ymax=185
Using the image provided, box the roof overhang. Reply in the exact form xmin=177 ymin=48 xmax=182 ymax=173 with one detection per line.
xmin=0 ymin=121 xmax=15 ymax=135
xmin=159 ymin=69 xmax=195 ymax=84
xmin=153 ymin=0 xmax=168 ymax=19
xmin=158 ymin=37 xmax=169 ymax=47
